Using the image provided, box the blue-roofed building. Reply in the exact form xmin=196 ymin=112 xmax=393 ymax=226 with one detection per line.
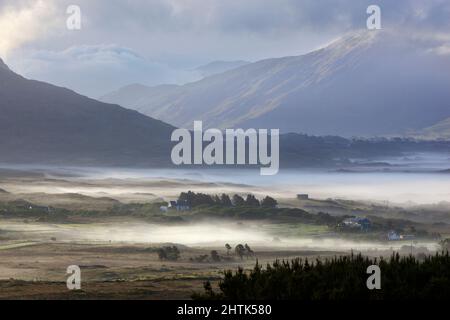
xmin=169 ymin=200 xmax=191 ymax=211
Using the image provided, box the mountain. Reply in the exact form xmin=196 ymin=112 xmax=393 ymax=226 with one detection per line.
xmin=0 ymin=58 xmax=9 ymax=71
xmin=414 ymin=118 xmax=450 ymax=140
xmin=100 ymin=60 xmax=250 ymax=113
xmin=0 ymin=58 xmax=175 ymax=166
xmin=193 ymin=60 xmax=250 ymax=78
xmin=2 ymin=56 xmax=450 ymax=169
xmin=99 ymin=83 xmax=181 ymax=116
xmin=100 ymin=30 xmax=450 ymax=137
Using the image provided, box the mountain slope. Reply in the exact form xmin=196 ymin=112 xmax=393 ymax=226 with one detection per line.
xmin=99 ymin=60 xmax=251 ymax=113
xmin=0 ymin=58 xmax=9 ymax=71
xmin=193 ymin=60 xmax=250 ymax=78
xmin=0 ymin=58 xmax=175 ymax=166
xmin=100 ymin=83 xmax=181 ymax=117
xmin=415 ymin=118 xmax=450 ymax=140
xmin=101 ymin=30 xmax=450 ymax=136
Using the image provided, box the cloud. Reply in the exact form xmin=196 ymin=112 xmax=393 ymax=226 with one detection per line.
xmin=3 ymin=0 xmax=449 ymax=55
xmin=0 ymin=0 xmax=60 ymax=58
xmin=1 ymin=0 xmax=449 ymax=97
xmin=32 ymin=45 xmax=143 ymax=64
xmin=430 ymin=44 xmax=450 ymax=56
xmin=11 ymin=44 xmax=199 ymax=97
xmin=72 ymin=0 xmax=449 ymax=35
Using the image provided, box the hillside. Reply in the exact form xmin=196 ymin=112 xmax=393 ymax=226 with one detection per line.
xmin=415 ymin=118 xmax=450 ymax=140
xmin=0 ymin=58 xmax=174 ymax=166
xmin=193 ymin=60 xmax=250 ymax=78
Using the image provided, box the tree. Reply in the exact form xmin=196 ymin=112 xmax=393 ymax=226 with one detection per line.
xmin=211 ymin=250 xmax=221 ymax=262
xmin=220 ymin=194 xmax=232 ymax=207
xmin=213 ymin=195 xmax=221 ymax=205
xmin=195 ymin=252 xmax=450 ymax=300
xmin=245 ymin=194 xmax=260 ymax=207
xmin=157 ymin=246 xmax=180 ymax=261
xmin=261 ymin=196 xmax=278 ymax=208
xmin=225 ymin=243 xmax=232 ymax=255
xmin=178 ymin=191 xmax=195 ymax=206
xmin=235 ymin=244 xmax=246 ymax=260
xmin=441 ymin=238 xmax=450 ymax=252
xmin=232 ymin=194 xmax=245 ymax=207
xmin=244 ymin=244 xmax=254 ymax=258
xmin=178 ymin=191 xmax=215 ymax=207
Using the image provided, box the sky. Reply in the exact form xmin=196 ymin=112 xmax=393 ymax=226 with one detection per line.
xmin=0 ymin=0 xmax=449 ymax=97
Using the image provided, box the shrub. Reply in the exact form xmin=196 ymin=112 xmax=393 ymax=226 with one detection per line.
xmin=157 ymin=246 xmax=180 ymax=261
xmin=195 ymin=252 xmax=450 ymax=300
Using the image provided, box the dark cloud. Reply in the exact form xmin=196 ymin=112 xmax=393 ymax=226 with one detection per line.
xmin=2 ymin=0 xmax=449 ymax=96
xmin=69 ymin=0 xmax=450 ymax=35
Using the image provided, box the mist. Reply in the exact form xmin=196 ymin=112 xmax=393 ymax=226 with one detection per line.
xmin=2 ymin=159 xmax=450 ymax=204
xmin=0 ymin=220 xmax=439 ymax=252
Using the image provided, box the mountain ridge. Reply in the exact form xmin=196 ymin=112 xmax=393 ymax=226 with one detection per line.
xmin=414 ymin=118 xmax=450 ymax=140
xmin=0 ymin=58 xmax=9 ymax=71
xmin=3 ymin=52 xmax=450 ymax=169
xmin=101 ymin=30 xmax=450 ymax=137
xmin=193 ymin=60 xmax=251 ymax=78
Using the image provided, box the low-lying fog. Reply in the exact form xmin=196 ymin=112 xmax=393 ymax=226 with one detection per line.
xmin=0 ymin=154 xmax=447 ymax=263
xmin=3 ymin=158 xmax=450 ymax=204
xmin=0 ymin=220 xmax=439 ymax=252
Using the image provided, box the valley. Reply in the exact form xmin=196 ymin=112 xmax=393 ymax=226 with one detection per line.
xmin=0 ymin=165 xmax=448 ymax=299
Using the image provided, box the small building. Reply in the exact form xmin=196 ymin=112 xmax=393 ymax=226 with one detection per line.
xmin=387 ymin=230 xmax=401 ymax=241
xmin=340 ymin=217 xmax=372 ymax=232
xmin=297 ymin=194 xmax=309 ymax=200
xmin=356 ymin=217 xmax=372 ymax=231
xmin=169 ymin=200 xmax=191 ymax=211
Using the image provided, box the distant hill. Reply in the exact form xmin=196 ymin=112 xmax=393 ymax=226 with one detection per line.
xmin=0 ymin=58 xmax=175 ymax=166
xmin=100 ymin=30 xmax=450 ymax=137
xmin=2 ymin=57 xmax=450 ymax=169
xmin=278 ymin=133 xmax=450 ymax=168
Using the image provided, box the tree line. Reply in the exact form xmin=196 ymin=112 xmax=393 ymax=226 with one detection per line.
xmin=178 ymin=191 xmax=278 ymax=208
xmin=194 ymin=252 xmax=450 ymax=300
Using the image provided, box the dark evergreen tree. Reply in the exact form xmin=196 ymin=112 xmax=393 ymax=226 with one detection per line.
xmin=245 ymin=194 xmax=260 ymax=207
xmin=213 ymin=195 xmax=221 ymax=205
xmin=232 ymin=194 xmax=245 ymax=207
xmin=261 ymin=196 xmax=278 ymax=208
xmin=235 ymin=244 xmax=246 ymax=260
xmin=225 ymin=243 xmax=232 ymax=255
xmin=220 ymin=194 xmax=232 ymax=207
xmin=194 ymin=252 xmax=450 ymax=300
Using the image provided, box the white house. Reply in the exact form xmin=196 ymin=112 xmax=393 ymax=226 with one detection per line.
xmin=387 ymin=230 xmax=401 ymax=241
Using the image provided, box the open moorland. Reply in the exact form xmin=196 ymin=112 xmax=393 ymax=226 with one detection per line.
xmin=0 ymin=166 xmax=449 ymax=299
